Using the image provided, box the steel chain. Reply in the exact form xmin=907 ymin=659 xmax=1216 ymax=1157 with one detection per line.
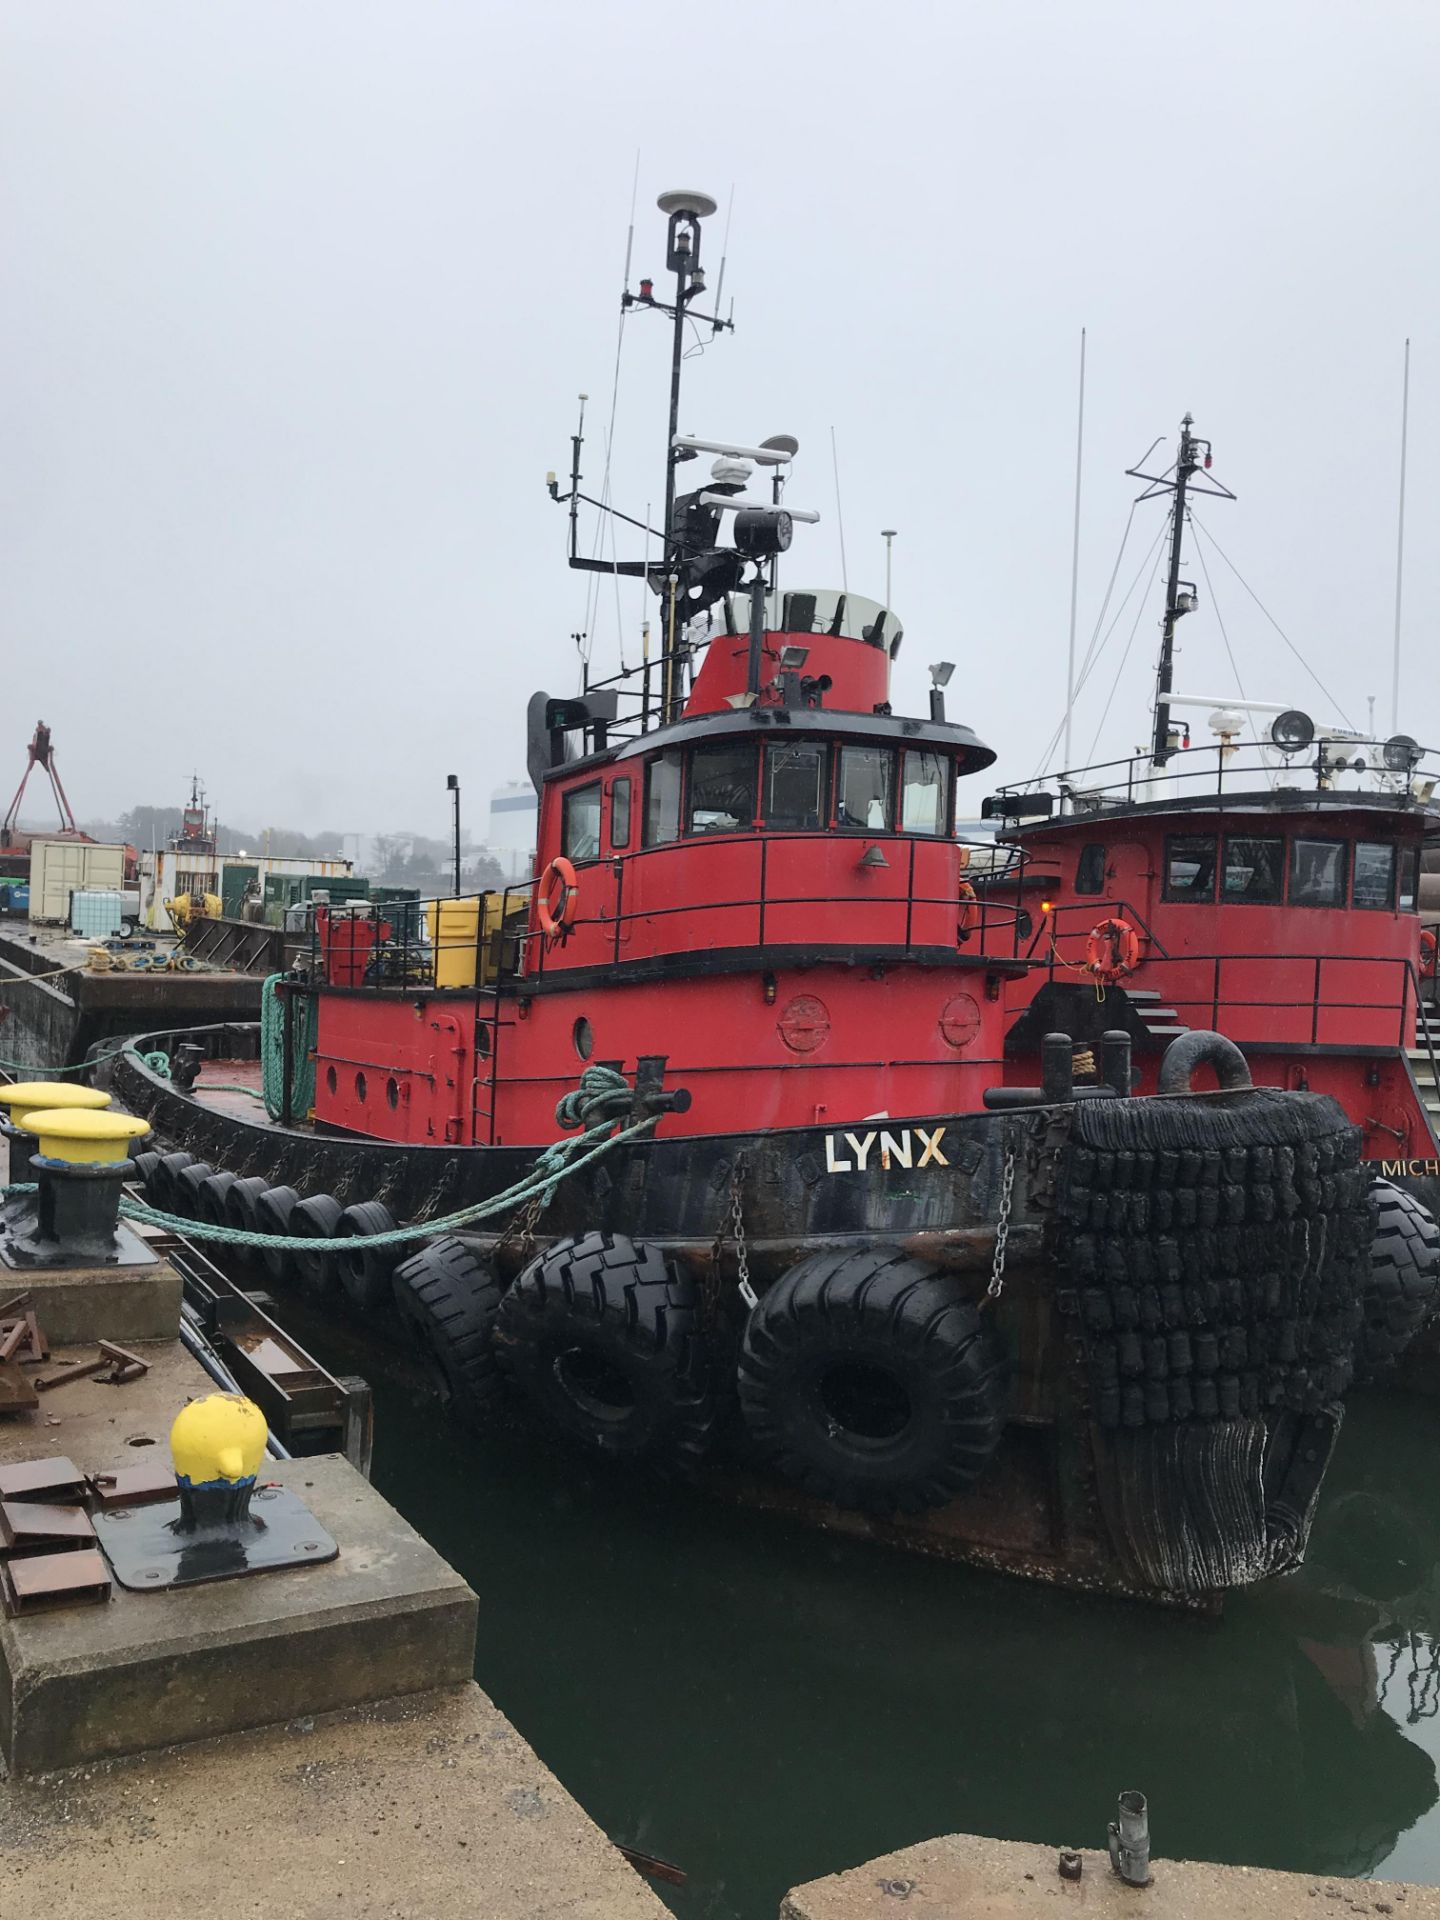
xmin=730 ymin=1157 xmax=757 ymax=1309
xmin=987 ymin=1145 xmax=1016 ymax=1301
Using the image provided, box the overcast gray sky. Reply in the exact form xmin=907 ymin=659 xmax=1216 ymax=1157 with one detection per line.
xmin=3 ymin=1 xmax=1436 ymax=840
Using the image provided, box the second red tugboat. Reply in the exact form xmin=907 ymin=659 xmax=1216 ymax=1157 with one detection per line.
xmin=977 ymin=415 xmax=1440 ymax=1372
xmin=106 ymin=196 xmax=1410 ymax=1605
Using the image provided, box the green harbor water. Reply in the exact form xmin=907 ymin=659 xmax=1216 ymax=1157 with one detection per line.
xmin=284 ymin=1306 xmax=1440 ymax=1918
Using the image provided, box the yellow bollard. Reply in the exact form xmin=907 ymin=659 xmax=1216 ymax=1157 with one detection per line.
xmin=17 ymin=1108 xmax=150 ymax=1164
xmin=0 ymin=1082 xmax=111 ymax=1132
xmin=170 ymin=1393 xmax=269 ymax=1489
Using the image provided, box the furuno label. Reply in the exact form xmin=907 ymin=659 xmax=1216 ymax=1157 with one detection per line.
xmin=1379 ymin=1158 xmax=1440 ymax=1178
xmin=824 ymin=1127 xmax=948 ymax=1173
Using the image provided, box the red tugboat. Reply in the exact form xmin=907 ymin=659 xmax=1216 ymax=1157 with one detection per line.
xmin=977 ymin=415 xmax=1440 ymax=1369
xmin=106 ymin=197 xmax=1410 ymax=1604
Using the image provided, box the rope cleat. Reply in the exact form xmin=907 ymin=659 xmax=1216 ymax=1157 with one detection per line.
xmin=93 ymin=1392 xmax=338 ymax=1591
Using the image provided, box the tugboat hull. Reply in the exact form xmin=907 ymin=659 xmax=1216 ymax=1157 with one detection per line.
xmin=105 ymin=1027 xmax=1385 ymax=1609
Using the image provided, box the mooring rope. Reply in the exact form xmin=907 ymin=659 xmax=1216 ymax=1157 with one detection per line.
xmin=1 ymin=1066 xmax=654 ymax=1254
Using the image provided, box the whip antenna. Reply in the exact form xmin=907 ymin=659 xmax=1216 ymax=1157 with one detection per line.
xmin=830 ymin=426 xmax=849 ymax=592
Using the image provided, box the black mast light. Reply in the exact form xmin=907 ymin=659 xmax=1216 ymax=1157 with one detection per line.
xmin=734 ymin=508 xmax=792 ymax=558
xmin=1270 ymin=709 xmax=1315 ymax=755
xmin=1384 ymin=733 xmax=1423 ymax=773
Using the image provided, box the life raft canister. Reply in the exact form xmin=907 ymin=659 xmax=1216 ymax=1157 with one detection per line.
xmin=1421 ymin=927 xmax=1438 ymax=978
xmin=1085 ymin=915 xmax=1141 ymax=985
xmin=537 ymin=856 xmax=580 ymax=938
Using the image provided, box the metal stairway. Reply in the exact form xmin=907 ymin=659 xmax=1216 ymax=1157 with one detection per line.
xmin=1408 ymin=1000 xmax=1440 ymax=1132
xmin=1124 ymin=986 xmax=1190 ymax=1044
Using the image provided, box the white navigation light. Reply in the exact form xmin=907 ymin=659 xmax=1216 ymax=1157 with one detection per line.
xmin=1270 ymin=709 xmax=1315 ymax=755
xmin=657 ymin=189 xmax=718 ymax=220
xmin=1384 ymin=733 xmax=1423 ymax=773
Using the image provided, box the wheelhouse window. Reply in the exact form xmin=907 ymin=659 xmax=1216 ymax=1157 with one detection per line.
xmin=1353 ymin=841 xmax=1396 ymax=910
xmin=1074 ymin=843 xmax=1106 ymax=895
xmin=1400 ymin=846 xmax=1420 ymax=913
xmin=1221 ymin=836 xmax=1283 ymax=904
xmin=687 ymin=740 xmax=757 ymax=834
xmin=1163 ymin=834 xmax=1217 ymax=902
xmin=764 ymin=742 xmax=826 ymax=831
xmin=1289 ymin=837 xmax=1348 ymax=908
xmin=900 ymin=750 xmax=951 ymax=836
xmin=837 ymin=745 xmax=895 ymax=830
xmin=610 ymin=777 xmax=631 ymax=851
xmin=561 ymin=782 xmax=603 ymax=863
xmin=643 ymin=749 xmax=683 ymax=847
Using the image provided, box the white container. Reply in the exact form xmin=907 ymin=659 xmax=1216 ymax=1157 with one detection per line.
xmin=28 ymin=838 xmax=128 ymax=924
xmin=70 ymin=889 xmax=126 ymax=938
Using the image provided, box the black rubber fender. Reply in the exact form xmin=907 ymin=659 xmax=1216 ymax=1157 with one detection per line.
xmin=253 ymin=1185 xmax=299 ymax=1285
xmin=495 ymin=1230 xmax=715 ymax=1469
xmin=1354 ymin=1179 xmax=1440 ymax=1380
xmin=1157 ymin=1030 xmax=1253 ymax=1095
xmin=223 ymin=1176 xmax=272 ymax=1271
xmin=737 ymin=1247 xmax=1007 ymax=1515
xmin=147 ymin=1151 xmax=193 ymax=1213
xmin=290 ymin=1193 xmax=344 ymax=1297
xmin=173 ymin=1162 xmax=215 ymax=1217
xmin=131 ymin=1150 xmax=161 ymax=1192
xmin=197 ymin=1169 xmax=237 ymax=1228
xmin=336 ymin=1200 xmax=400 ymax=1314
xmin=392 ymin=1235 xmax=503 ymax=1423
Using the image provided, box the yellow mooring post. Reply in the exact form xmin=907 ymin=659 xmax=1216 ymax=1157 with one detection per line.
xmin=17 ymin=1109 xmax=150 ymax=1164
xmin=3 ymin=1108 xmax=152 ymax=1268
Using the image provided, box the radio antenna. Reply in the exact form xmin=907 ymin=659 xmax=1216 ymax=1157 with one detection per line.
xmin=711 ymin=185 xmax=735 ymax=337
xmin=830 ymin=426 xmax=849 ymax=592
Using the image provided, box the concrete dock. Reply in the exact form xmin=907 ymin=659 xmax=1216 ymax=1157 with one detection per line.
xmin=3 ymin=1684 xmax=669 ymax=1920
xmin=783 ymin=1832 xmax=1440 ymax=1920
xmin=0 ymin=1212 xmax=671 ymax=1918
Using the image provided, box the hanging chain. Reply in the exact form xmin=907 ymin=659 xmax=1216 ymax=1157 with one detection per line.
xmin=987 ymin=1146 xmax=1016 ymax=1301
xmin=729 ymin=1156 xmax=757 ymax=1309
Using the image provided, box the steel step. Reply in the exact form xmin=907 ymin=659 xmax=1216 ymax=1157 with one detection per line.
xmin=1145 ymin=1025 xmax=1189 ymax=1039
xmin=1137 ymin=1008 xmax=1180 ymax=1024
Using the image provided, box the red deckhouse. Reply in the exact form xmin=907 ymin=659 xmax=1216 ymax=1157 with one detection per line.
xmin=309 ymin=189 xmax=1023 ymax=1148
xmin=976 ymin=415 xmax=1440 ymax=1190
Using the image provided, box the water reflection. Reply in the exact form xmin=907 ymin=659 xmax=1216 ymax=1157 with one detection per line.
xmin=286 ymin=1304 xmax=1440 ymax=1918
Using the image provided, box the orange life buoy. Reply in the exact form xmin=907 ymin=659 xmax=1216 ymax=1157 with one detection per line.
xmin=1084 ymin=915 xmax=1140 ymax=984
xmin=1422 ymin=927 xmax=1438 ymax=978
xmin=537 ymin=856 xmax=579 ymax=938
xmin=958 ymin=880 xmax=978 ymax=940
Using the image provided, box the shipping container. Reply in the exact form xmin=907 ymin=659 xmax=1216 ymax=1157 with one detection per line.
xmin=29 ymin=839 xmax=128 ymax=924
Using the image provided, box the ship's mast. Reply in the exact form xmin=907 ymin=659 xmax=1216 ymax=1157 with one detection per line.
xmin=1151 ymin=417 xmax=1198 ymax=766
xmin=1126 ymin=415 xmax=1234 ymax=768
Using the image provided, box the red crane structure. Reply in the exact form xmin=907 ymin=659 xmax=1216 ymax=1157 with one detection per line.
xmin=1 ymin=721 xmax=79 ymax=850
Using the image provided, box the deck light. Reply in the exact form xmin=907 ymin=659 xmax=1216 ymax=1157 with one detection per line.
xmin=779 ymin=645 xmax=809 ymax=669
xmin=1041 ymin=900 xmax=1054 ymax=915
xmin=1384 ymin=733 xmax=1423 ymax=774
xmin=930 ymin=662 xmax=956 ymax=688
xmin=1270 ymin=709 xmax=1315 ymax=755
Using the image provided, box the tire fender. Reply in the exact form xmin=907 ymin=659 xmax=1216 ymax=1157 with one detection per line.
xmin=1157 ymin=1029 xmax=1253 ymax=1095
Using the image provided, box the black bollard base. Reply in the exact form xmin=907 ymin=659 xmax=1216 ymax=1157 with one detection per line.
xmin=94 ymin=1481 xmax=338 ymax=1591
xmin=1 ymin=1154 xmax=158 ymax=1270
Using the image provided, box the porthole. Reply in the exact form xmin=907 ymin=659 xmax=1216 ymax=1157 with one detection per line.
xmin=573 ymin=1017 xmax=594 ymax=1061
xmin=355 ymin=1071 xmax=368 ymax=1102
xmin=326 ymin=1065 xmax=337 ymax=1095
xmin=386 ymin=1076 xmax=399 ymax=1110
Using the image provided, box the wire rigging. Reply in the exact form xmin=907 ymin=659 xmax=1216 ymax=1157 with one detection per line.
xmin=1190 ymin=515 xmax=1355 ymax=729
xmin=1086 ymin=538 xmax=1167 ymax=762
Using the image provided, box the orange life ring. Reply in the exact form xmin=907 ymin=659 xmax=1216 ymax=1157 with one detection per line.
xmin=1422 ymin=927 xmax=1438 ymax=978
xmin=958 ymin=880 xmax=978 ymax=940
xmin=537 ymin=856 xmax=579 ymax=938
xmin=1085 ymin=915 xmax=1140 ymax=984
